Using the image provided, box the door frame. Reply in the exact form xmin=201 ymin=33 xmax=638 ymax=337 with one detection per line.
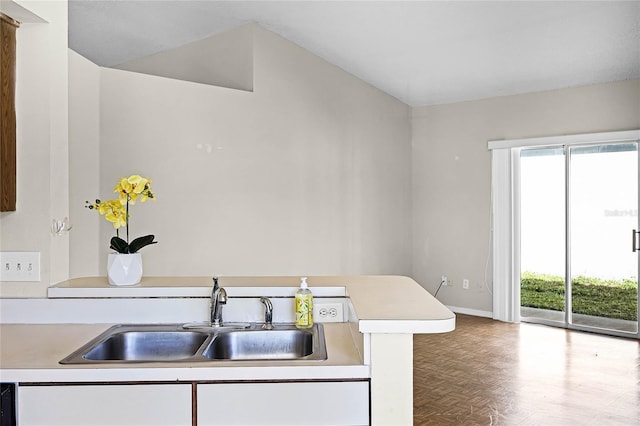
xmin=489 ymin=130 xmax=640 ymax=339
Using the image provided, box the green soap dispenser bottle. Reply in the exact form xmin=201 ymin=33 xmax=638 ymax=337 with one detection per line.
xmin=295 ymin=276 xmax=313 ymax=329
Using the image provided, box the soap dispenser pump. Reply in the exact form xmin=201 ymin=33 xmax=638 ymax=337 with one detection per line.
xmin=295 ymin=277 xmax=313 ymax=329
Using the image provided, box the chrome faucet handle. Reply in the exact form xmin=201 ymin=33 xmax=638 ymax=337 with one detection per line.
xmin=259 ymin=297 xmax=274 ymax=330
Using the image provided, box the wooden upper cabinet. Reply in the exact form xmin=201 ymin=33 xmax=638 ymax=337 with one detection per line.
xmin=1 ymin=13 xmax=19 ymax=212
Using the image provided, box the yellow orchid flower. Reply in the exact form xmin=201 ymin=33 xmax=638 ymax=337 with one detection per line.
xmin=114 ymin=175 xmax=154 ymax=205
xmin=139 ymin=183 xmax=153 ymax=202
xmin=128 ymin=175 xmax=147 ymax=192
xmin=86 ymin=174 xmax=157 ymax=253
xmin=86 ymin=198 xmax=128 ymax=229
xmin=105 ymin=209 xmax=127 ymax=229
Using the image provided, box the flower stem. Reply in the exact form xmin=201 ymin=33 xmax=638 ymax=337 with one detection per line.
xmin=126 ymin=197 xmax=130 ymax=244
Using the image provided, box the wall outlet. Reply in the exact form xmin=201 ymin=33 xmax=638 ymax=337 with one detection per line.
xmin=313 ymin=302 xmax=344 ymax=322
xmin=463 ymin=279 xmax=469 ymax=289
xmin=0 ymin=252 xmax=41 ymax=282
xmin=441 ymin=275 xmax=449 ymax=286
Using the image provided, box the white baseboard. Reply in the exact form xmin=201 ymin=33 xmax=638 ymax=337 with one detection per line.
xmin=446 ymin=305 xmax=493 ymax=319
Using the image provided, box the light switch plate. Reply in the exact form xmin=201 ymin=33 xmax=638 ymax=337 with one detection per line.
xmin=0 ymin=252 xmax=41 ymax=282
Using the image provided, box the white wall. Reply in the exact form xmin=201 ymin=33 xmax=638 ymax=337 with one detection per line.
xmin=71 ymin=25 xmax=412 ymax=279
xmin=68 ymin=50 xmax=100 ymax=278
xmin=3 ymin=7 xmax=637 ymax=313
xmin=117 ymin=24 xmax=254 ymax=92
xmin=0 ymin=0 xmax=68 ymax=297
xmin=412 ymin=79 xmax=640 ymax=313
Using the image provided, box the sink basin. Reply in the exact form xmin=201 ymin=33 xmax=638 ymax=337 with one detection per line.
xmin=60 ymin=323 xmax=327 ymax=364
xmin=83 ymin=331 xmax=208 ymax=361
xmin=60 ymin=325 xmax=210 ymax=363
xmin=203 ymin=328 xmax=316 ymax=360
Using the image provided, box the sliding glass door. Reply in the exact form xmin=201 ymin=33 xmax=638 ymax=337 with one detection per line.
xmin=520 ymin=147 xmax=566 ymax=323
xmin=520 ymin=142 xmax=639 ymax=337
xmin=568 ymin=144 xmax=638 ymax=333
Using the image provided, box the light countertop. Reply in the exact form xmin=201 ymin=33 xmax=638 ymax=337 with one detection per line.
xmin=0 ymin=322 xmax=367 ymax=382
xmin=48 ymin=275 xmax=455 ymax=333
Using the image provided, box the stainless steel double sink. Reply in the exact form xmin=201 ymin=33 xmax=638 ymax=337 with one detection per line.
xmin=60 ymin=323 xmax=327 ymax=364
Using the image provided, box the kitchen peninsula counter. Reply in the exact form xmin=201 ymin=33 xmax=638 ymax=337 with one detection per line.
xmin=1 ymin=275 xmax=455 ymax=425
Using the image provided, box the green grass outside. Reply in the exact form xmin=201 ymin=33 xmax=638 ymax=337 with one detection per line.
xmin=521 ymin=272 xmax=638 ymax=321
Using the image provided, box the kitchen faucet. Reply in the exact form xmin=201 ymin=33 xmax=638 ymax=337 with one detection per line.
xmin=210 ymin=276 xmax=227 ymax=327
xmin=259 ymin=297 xmax=274 ymax=329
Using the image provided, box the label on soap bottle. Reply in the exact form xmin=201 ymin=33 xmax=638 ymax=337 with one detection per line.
xmin=295 ymin=293 xmax=313 ymax=329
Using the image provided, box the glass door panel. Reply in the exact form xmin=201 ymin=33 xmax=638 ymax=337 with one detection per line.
xmin=568 ymin=143 xmax=638 ymax=334
xmin=520 ymin=147 xmax=566 ymax=323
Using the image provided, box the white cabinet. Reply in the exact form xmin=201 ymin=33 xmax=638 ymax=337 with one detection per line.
xmin=18 ymin=384 xmax=192 ymax=426
xmin=197 ymin=381 xmax=369 ymax=425
xmin=17 ymin=380 xmax=369 ymax=426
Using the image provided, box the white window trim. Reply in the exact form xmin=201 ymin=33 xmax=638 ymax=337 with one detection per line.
xmin=488 ymin=130 xmax=640 ymax=322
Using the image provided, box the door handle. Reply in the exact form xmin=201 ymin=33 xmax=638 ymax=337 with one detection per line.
xmin=633 ymin=229 xmax=640 ymax=252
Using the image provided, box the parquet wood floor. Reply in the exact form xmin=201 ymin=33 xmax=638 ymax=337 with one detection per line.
xmin=413 ymin=314 xmax=639 ymax=426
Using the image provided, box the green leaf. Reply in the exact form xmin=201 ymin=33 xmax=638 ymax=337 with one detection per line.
xmin=128 ymin=234 xmax=157 ymax=253
xmin=110 ymin=236 xmax=130 ymax=254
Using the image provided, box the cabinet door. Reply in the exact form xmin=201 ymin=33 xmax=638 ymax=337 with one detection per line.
xmin=197 ymin=381 xmax=369 ymax=425
xmin=18 ymin=384 xmax=191 ymax=426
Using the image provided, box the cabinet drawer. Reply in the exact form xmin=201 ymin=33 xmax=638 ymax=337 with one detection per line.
xmin=18 ymin=384 xmax=191 ymax=426
xmin=197 ymin=381 xmax=369 ymax=425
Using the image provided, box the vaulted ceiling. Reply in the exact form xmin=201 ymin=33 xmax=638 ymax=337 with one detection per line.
xmin=68 ymin=1 xmax=640 ymax=107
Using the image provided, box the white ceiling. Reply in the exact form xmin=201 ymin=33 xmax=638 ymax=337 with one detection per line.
xmin=68 ymin=0 xmax=640 ymax=107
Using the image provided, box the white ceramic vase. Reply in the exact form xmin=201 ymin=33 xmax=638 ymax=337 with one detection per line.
xmin=107 ymin=253 xmax=143 ymax=286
